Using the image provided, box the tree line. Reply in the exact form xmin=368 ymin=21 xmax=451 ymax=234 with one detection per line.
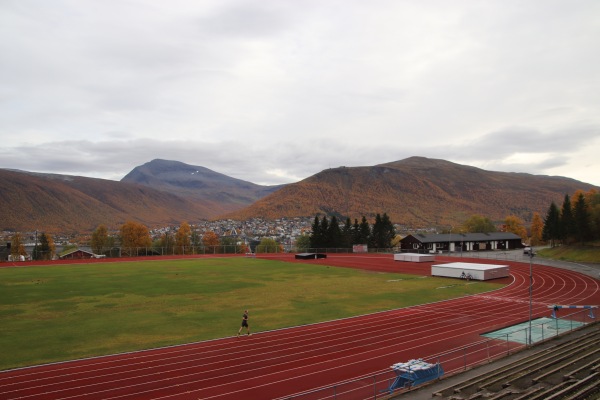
xmin=6 ymin=188 xmax=598 ymax=260
xmin=542 ymin=189 xmax=600 ymax=247
xmin=308 ymin=213 xmax=396 ymax=249
xmin=90 ymin=221 xmax=252 ymax=256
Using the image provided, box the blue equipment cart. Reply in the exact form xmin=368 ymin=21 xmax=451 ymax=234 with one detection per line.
xmin=385 ymin=359 xmax=444 ymax=393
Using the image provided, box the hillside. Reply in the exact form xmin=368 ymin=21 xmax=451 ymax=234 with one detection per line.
xmin=0 ymin=170 xmax=213 ymax=233
xmin=121 ymin=159 xmax=282 ymax=213
xmin=222 ymin=157 xmax=598 ymax=227
xmin=1 ymin=157 xmax=597 ymax=233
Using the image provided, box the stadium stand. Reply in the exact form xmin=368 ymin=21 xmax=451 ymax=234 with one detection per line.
xmin=394 ymin=323 xmax=599 ymax=400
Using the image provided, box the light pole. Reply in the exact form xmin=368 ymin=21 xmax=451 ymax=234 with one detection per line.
xmin=528 ymin=247 xmax=535 ymax=345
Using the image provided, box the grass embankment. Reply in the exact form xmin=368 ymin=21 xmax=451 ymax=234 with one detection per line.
xmin=0 ymin=257 xmax=504 ymax=371
xmin=538 ymin=245 xmax=600 ymax=263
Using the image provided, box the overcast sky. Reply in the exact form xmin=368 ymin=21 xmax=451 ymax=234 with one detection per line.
xmin=1 ymin=0 xmax=599 ymax=186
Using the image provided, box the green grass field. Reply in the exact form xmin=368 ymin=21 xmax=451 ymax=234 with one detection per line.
xmin=0 ymin=257 xmax=505 ymax=371
xmin=538 ymin=245 xmax=600 ymax=263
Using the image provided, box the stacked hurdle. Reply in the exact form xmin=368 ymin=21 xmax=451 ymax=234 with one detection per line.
xmin=550 ymin=305 xmax=597 ymax=319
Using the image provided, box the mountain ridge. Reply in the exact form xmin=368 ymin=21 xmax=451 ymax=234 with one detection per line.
xmin=222 ymin=157 xmax=597 ymax=227
xmin=121 ymin=159 xmax=283 ymax=210
xmin=1 ymin=157 xmax=597 ymax=232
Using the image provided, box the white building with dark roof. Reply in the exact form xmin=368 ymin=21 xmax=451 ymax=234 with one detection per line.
xmin=400 ymin=232 xmax=524 ymax=253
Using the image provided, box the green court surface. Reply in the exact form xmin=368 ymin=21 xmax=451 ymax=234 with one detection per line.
xmin=483 ymin=317 xmax=586 ymax=344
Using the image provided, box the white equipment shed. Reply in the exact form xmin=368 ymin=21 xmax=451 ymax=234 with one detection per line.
xmin=431 ymin=262 xmax=509 ymax=281
xmin=394 ymin=253 xmax=435 ymax=262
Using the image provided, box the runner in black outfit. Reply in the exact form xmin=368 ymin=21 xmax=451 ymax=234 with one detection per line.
xmin=237 ymin=310 xmax=250 ymax=336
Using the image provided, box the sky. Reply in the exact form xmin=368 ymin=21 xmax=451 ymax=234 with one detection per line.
xmin=1 ymin=0 xmax=599 ymax=186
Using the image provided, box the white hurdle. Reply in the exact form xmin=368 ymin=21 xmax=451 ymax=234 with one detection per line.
xmin=550 ymin=304 xmax=597 ymax=319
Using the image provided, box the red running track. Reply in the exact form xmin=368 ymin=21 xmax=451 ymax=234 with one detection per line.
xmin=1 ymin=254 xmax=599 ymax=400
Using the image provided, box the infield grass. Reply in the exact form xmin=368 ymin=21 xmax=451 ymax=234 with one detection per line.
xmin=0 ymin=257 xmax=504 ymax=371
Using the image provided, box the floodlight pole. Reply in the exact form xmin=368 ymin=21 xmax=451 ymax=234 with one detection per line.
xmin=528 ymin=248 xmax=535 ymax=345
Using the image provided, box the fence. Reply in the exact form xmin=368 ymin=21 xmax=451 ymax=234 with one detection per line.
xmin=277 ymin=308 xmax=597 ymax=400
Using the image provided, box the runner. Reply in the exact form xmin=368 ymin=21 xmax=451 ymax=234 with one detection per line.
xmin=237 ymin=310 xmax=250 ymax=336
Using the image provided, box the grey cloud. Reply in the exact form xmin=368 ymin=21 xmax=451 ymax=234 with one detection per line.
xmin=1 ymin=1 xmax=599 ymax=187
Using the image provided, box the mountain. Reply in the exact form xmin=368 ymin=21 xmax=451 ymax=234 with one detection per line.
xmin=0 ymin=169 xmax=213 ymax=233
xmin=1 ymin=157 xmax=597 ymax=233
xmin=121 ymin=159 xmax=283 ymax=215
xmin=221 ymin=157 xmax=598 ymax=227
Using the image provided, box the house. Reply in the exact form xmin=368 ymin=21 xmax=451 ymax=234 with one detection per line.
xmin=59 ymin=249 xmax=105 ymax=260
xmin=399 ymin=232 xmax=524 ymax=253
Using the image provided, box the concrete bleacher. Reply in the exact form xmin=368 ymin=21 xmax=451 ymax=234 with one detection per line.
xmin=393 ymin=323 xmax=599 ymax=400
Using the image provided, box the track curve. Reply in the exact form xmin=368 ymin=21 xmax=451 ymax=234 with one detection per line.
xmin=1 ymin=254 xmax=598 ymax=400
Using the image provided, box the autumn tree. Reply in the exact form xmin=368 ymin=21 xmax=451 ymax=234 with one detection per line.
xmin=37 ymin=232 xmax=55 ymax=260
xmin=29 ymin=232 xmax=53 ymax=261
xmin=190 ymin=229 xmax=202 ymax=253
xmin=156 ymin=231 xmax=175 ymax=255
xmin=91 ymin=224 xmax=112 ymax=255
xmin=295 ymin=234 xmax=311 ymax=251
xmin=10 ymin=233 xmax=26 ymax=260
xmin=530 ymin=212 xmax=544 ymax=246
xmin=202 ymin=231 xmax=220 ymax=253
xmin=120 ymin=221 xmax=152 ymax=256
xmin=175 ymin=222 xmax=192 ymax=254
xmin=256 ymin=237 xmax=282 ymax=253
xmin=462 ymin=215 xmax=496 ymax=233
xmin=220 ymin=237 xmax=240 ymax=254
xmin=504 ymin=215 xmax=527 ymax=242
xmin=391 ymin=234 xmax=402 ymax=248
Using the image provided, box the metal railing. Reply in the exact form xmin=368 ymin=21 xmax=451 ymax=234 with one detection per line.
xmin=278 ymin=308 xmax=597 ymax=400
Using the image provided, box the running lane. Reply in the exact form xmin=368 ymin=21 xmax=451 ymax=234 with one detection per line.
xmin=1 ymin=254 xmax=598 ymax=400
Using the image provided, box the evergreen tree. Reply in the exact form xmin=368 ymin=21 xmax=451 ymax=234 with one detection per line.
xmin=381 ymin=213 xmax=396 ymax=248
xmin=560 ymin=194 xmax=574 ymax=244
xmin=352 ymin=218 xmax=361 ymax=245
xmin=371 ymin=213 xmax=396 ymax=249
xmin=310 ymin=215 xmax=321 ymax=248
xmin=542 ymin=201 xmax=560 ymax=247
xmin=342 ymin=217 xmax=353 ymax=248
xmin=32 ymin=232 xmax=41 ymax=260
xmin=588 ymin=190 xmax=600 ymax=241
xmin=320 ymin=216 xmax=330 ymax=248
xmin=573 ymin=192 xmax=591 ymax=245
xmin=358 ymin=216 xmax=371 ymax=245
xmin=371 ymin=213 xmax=384 ymax=248
xmin=327 ymin=215 xmax=343 ymax=249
